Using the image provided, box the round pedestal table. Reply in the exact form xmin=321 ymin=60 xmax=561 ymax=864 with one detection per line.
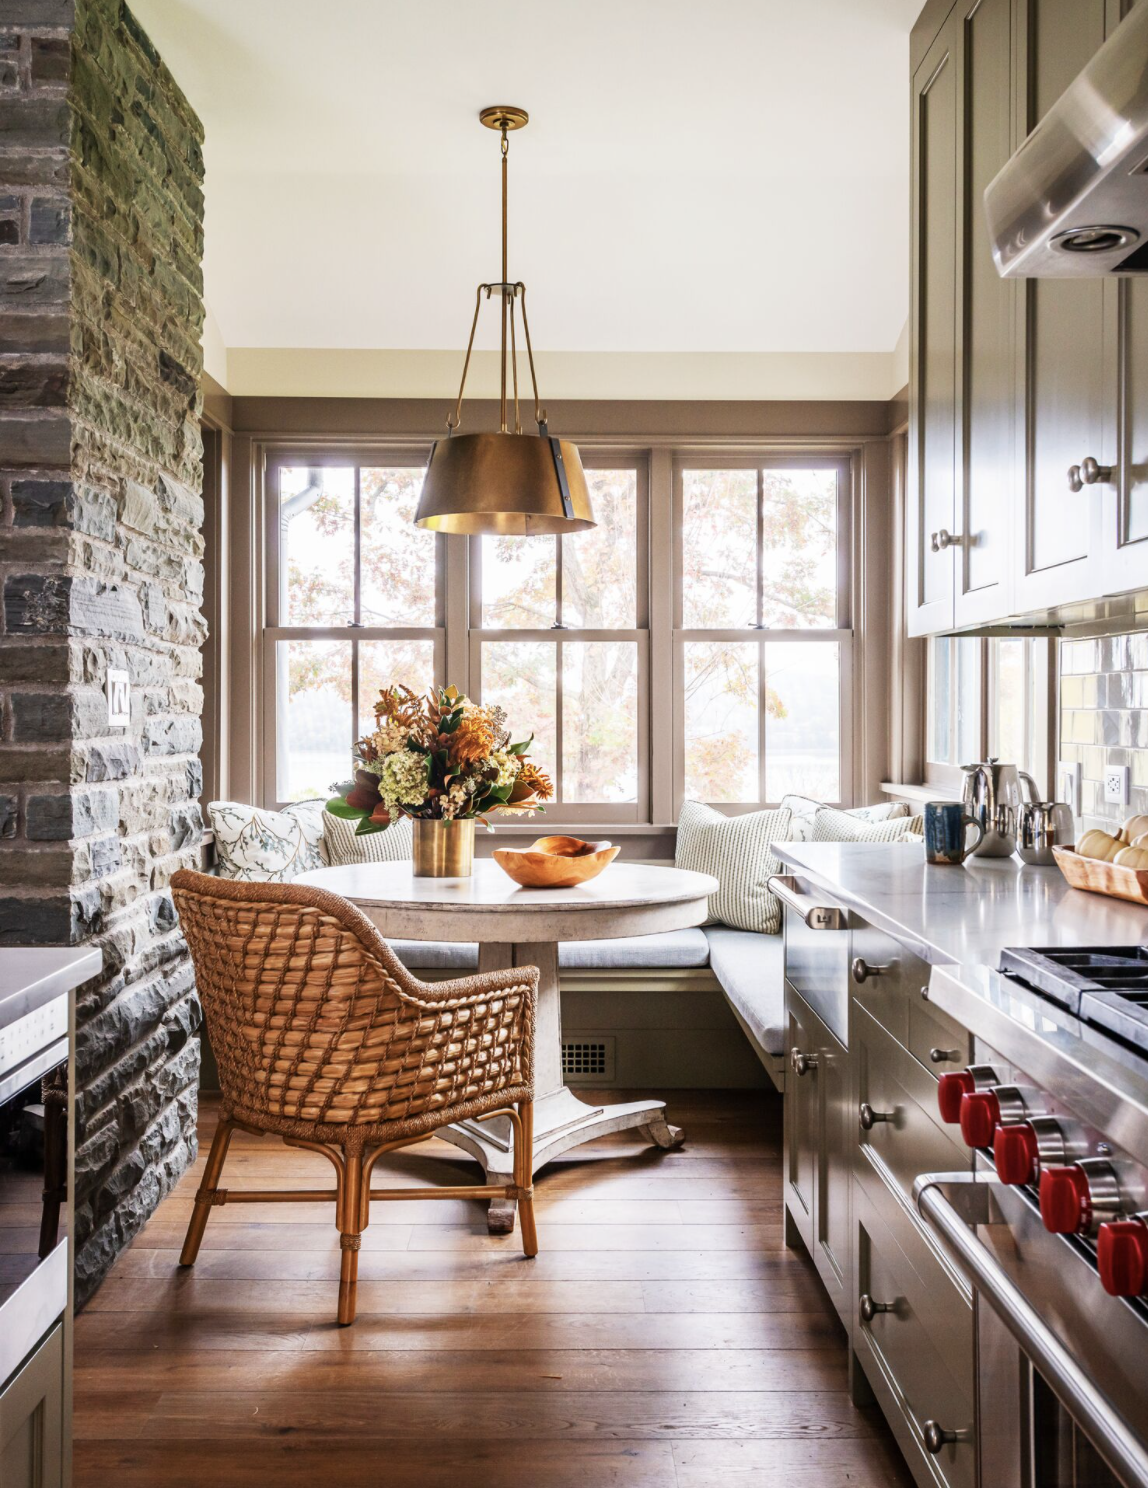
xmin=296 ymin=859 xmax=718 ymax=1233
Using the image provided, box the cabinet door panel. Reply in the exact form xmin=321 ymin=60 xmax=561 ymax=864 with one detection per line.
xmin=783 ymin=986 xmax=816 ymax=1255
xmin=908 ymin=25 xmax=958 ymax=636
xmin=815 ymin=1019 xmax=851 ymax=1318
xmin=0 ymin=1326 xmax=63 ymax=1488
xmin=954 ymin=0 xmax=1013 ymax=626
xmin=1110 ymin=279 xmax=1148 ymax=589
xmin=1015 ymin=0 xmax=1110 ymax=610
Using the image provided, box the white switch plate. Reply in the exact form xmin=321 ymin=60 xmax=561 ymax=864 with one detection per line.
xmin=1059 ymin=760 xmax=1082 ymax=814
xmin=1104 ymin=763 xmax=1130 ymax=807
xmin=106 ymin=668 xmax=130 ymax=728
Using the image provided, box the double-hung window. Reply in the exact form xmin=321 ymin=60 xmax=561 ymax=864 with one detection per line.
xmin=265 ymin=451 xmax=443 ymax=804
xmin=469 ymin=460 xmax=649 ymax=822
xmin=673 ymin=457 xmax=853 ymax=808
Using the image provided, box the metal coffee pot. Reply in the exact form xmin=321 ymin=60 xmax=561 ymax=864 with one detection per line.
xmin=960 ymin=758 xmax=1040 ymax=857
xmin=1015 ymin=799 xmax=1075 ymax=866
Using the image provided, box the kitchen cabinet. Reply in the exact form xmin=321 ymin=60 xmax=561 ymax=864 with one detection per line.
xmin=783 ymin=982 xmax=851 ymax=1323
xmin=908 ymin=0 xmax=1141 ymax=636
xmin=0 ymin=1326 xmax=64 ymax=1488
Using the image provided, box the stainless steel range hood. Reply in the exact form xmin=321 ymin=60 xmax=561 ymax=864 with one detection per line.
xmin=985 ymin=2 xmax=1148 ymax=278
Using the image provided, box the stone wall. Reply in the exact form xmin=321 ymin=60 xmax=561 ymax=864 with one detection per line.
xmin=0 ymin=0 xmax=206 ymax=1299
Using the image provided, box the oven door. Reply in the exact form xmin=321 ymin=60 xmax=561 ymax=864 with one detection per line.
xmin=915 ymin=1172 xmax=1148 ymax=1488
xmin=0 ymin=1047 xmax=68 ymax=1389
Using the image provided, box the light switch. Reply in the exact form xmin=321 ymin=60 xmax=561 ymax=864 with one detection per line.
xmin=106 ymin=668 xmax=130 ymax=729
xmin=1058 ymin=761 xmax=1082 ymax=815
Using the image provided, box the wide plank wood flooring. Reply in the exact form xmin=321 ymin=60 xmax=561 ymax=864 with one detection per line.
xmin=73 ymin=1089 xmax=913 ymax=1487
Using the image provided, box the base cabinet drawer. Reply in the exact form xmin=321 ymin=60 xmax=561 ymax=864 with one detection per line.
xmin=853 ymin=1182 xmax=975 ymax=1488
xmin=907 ymin=987 xmax=972 ymax=1077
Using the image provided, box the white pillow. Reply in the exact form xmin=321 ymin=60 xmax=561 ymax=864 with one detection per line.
xmin=323 ymin=809 xmax=413 ymax=866
xmin=674 ymin=800 xmax=793 ymax=934
xmin=208 ymin=799 xmax=326 ymax=882
xmin=780 ymin=794 xmax=909 ymax=842
xmin=811 ymin=806 xmax=919 ymax=844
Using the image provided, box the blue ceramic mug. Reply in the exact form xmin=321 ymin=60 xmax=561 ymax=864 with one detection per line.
xmin=924 ymin=801 xmax=985 ymax=864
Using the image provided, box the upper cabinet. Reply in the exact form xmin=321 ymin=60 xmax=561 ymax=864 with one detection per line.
xmin=908 ymin=0 xmax=1142 ymax=637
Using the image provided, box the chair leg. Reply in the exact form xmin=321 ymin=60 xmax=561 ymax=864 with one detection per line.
xmin=337 ymin=1144 xmax=364 ymax=1326
xmin=179 ymin=1116 xmax=235 ymax=1267
xmin=516 ymin=1098 xmax=538 ymax=1259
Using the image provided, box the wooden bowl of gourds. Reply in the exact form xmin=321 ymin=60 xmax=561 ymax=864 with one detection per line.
xmin=1053 ymin=813 xmax=1148 ymax=906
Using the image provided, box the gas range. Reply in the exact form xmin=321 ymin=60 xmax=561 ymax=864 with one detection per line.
xmin=999 ymin=944 xmax=1148 ymax=1050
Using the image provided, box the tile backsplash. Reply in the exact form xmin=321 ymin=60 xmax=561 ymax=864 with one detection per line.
xmin=1060 ymin=633 xmax=1148 ymax=834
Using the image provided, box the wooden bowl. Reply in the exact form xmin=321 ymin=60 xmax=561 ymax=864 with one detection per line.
xmin=1052 ymin=844 xmax=1148 ymax=907
xmin=493 ymin=835 xmax=620 ymax=889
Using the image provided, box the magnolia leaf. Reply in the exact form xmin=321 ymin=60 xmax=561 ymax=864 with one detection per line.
xmin=508 ymin=734 xmax=533 ymax=756
xmin=325 ymin=798 xmax=367 ymax=821
xmin=353 ymin=816 xmax=386 ymax=837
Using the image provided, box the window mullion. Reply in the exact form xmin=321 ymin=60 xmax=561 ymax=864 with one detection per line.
xmin=756 ymin=468 xmax=764 ymax=629
xmin=555 ymin=638 xmax=564 ymax=805
xmin=758 ymin=640 xmax=768 ymax=806
xmin=353 ymin=465 xmax=362 ymax=627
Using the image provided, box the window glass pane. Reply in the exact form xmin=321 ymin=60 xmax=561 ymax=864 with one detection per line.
xmin=956 ymin=637 xmax=982 ymax=764
xmin=991 ymin=638 xmax=1026 ymax=770
xmin=761 ymin=469 xmax=838 ymax=628
xmin=480 ymin=641 xmax=557 ymax=783
xmin=562 ymin=641 xmax=638 ymax=802
xmin=562 ymin=469 xmax=637 ymax=628
xmin=360 ymin=467 xmax=436 ymax=626
xmin=683 ymin=641 xmax=758 ymax=803
xmin=358 ymin=639 xmax=437 ymax=739
xmin=481 ymin=536 xmax=556 ymax=628
xmin=765 ymin=642 xmax=840 ymax=801
xmin=275 ymin=639 xmax=351 ymax=802
xmin=280 ymin=466 xmax=354 ymax=625
xmin=929 ymin=637 xmax=953 ymax=763
xmin=681 ymin=470 xmax=757 ymax=628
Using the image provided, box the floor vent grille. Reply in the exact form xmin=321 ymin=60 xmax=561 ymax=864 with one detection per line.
xmin=562 ymin=1035 xmax=615 ymax=1081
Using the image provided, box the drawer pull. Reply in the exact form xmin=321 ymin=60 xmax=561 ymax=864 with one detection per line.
xmin=851 ymin=957 xmax=891 ymax=984
xmin=789 ymin=1047 xmax=818 ymax=1078
xmin=859 ymin=1102 xmax=895 ymax=1130
xmin=929 ymin=1047 xmax=961 ymax=1064
xmin=922 ymin=1420 xmax=969 ymax=1455
xmin=858 ymin=1292 xmax=893 ymax=1323
xmin=766 ymin=875 xmax=845 ymax=931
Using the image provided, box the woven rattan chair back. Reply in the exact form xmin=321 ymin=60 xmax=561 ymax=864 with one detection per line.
xmin=169 ymin=869 xmax=539 ymax=1323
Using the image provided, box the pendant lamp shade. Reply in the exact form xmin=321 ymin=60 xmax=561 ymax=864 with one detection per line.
xmin=416 ymin=432 xmax=594 ymax=535
xmin=414 ymin=106 xmax=595 ymax=538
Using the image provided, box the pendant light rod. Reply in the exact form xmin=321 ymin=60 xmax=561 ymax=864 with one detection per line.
xmin=500 ymin=122 xmax=508 ymax=433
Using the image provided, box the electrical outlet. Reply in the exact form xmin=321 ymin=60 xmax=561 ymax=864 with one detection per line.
xmin=1104 ymin=764 xmax=1130 ymax=807
xmin=1059 ymin=760 xmax=1082 ymax=815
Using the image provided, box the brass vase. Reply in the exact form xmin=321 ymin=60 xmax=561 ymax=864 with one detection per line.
xmin=411 ymin=818 xmax=475 ymax=878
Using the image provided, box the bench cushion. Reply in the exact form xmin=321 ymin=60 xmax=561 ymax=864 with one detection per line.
xmin=391 ymin=929 xmax=712 ymax=972
xmin=705 ymin=926 xmax=786 ymax=1056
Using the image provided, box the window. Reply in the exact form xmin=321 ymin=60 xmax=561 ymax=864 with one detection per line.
xmin=926 ymin=635 xmax=1052 ymax=794
xmin=470 ymin=464 xmax=648 ymax=820
xmin=675 ymin=459 xmax=852 ymax=808
xmin=266 ymin=453 xmax=442 ymax=803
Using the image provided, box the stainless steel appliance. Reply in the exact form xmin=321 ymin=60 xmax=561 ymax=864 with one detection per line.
xmin=1014 ymin=800 xmax=1075 ymax=867
xmin=985 ymin=1 xmax=1148 ymax=278
xmin=920 ymin=947 xmax=1148 ymax=1488
xmin=959 ymin=758 xmax=1039 ymax=858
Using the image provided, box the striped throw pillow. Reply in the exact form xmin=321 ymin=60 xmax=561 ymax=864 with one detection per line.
xmin=322 ymin=810 xmax=413 ymax=866
xmin=811 ymin=807 xmax=919 ymax=844
xmin=674 ymin=800 xmax=793 ymax=934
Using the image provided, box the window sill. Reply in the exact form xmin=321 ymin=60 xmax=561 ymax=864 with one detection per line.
xmin=881 ymin=781 xmax=960 ymax=805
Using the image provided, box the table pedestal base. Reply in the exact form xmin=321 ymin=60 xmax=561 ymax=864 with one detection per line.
xmin=438 ymin=1086 xmax=685 ymax=1233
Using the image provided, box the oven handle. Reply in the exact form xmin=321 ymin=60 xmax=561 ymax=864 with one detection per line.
xmin=766 ymin=875 xmax=846 ymax=931
xmin=915 ymin=1172 xmax=1148 ymax=1488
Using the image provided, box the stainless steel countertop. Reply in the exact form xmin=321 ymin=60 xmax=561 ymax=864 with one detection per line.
xmin=0 ymin=946 xmax=102 ymax=1028
xmin=773 ymin=841 xmax=1148 ymax=966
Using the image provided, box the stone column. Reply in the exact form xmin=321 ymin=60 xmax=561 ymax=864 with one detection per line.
xmin=0 ymin=0 xmax=206 ymax=1298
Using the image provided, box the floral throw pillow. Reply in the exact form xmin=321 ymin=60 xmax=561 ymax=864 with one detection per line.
xmin=208 ymin=799 xmax=327 ymax=882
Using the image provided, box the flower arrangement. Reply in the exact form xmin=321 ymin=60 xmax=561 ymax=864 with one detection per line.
xmin=327 ymin=684 xmax=553 ymax=836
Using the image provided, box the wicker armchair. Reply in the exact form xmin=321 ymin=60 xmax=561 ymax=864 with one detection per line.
xmin=170 ymin=869 xmax=538 ymax=1325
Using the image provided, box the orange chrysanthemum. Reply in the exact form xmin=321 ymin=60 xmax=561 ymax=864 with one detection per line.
xmin=450 ymin=712 xmax=498 ymax=768
xmin=515 ymin=761 xmax=554 ymax=801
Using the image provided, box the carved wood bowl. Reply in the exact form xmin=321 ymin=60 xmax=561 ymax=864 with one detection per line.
xmin=492 ymin=835 xmax=620 ymax=889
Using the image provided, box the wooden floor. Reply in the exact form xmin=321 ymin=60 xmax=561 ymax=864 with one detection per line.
xmin=73 ymin=1089 xmax=913 ymax=1487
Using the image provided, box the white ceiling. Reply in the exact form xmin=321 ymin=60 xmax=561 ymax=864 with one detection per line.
xmin=131 ymin=0 xmax=923 ymax=363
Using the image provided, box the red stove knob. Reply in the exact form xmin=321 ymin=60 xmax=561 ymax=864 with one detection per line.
xmin=937 ymin=1072 xmax=975 ymax=1124
xmin=994 ymin=1122 xmax=1040 ymax=1185
xmin=1097 ymin=1218 xmax=1148 ymax=1297
xmin=1040 ymin=1165 xmax=1093 ymax=1234
xmin=959 ymin=1090 xmax=1000 ymax=1148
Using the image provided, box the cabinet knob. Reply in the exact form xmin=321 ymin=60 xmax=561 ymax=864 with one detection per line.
xmin=858 ymin=1293 xmax=894 ymax=1323
xmin=929 ymin=528 xmax=961 ymax=552
xmin=851 ymin=957 xmax=890 ymax=985
xmin=1069 ymin=457 xmax=1114 ymax=492
xmin=789 ymin=1047 xmax=817 ymax=1078
xmin=922 ymin=1420 xmax=969 ymax=1455
xmin=929 ymin=1046 xmax=961 ymax=1064
xmin=859 ymin=1102 xmax=894 ymax=1131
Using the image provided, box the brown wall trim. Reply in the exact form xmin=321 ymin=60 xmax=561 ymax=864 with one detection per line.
xmin=230 ymin=396 xmax=896 ymax=441
xmin=202 ymin=371 xmax=233 ymax=431
xmin=887 ymin=384 xmax=909 ymax=434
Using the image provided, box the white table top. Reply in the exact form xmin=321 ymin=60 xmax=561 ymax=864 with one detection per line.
xmin=296 ymin=860 xmax=719 ymax=944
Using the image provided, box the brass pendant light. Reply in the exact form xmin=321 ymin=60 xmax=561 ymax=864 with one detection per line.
xmin=414 ymin=107 xmax=595 ymax=536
